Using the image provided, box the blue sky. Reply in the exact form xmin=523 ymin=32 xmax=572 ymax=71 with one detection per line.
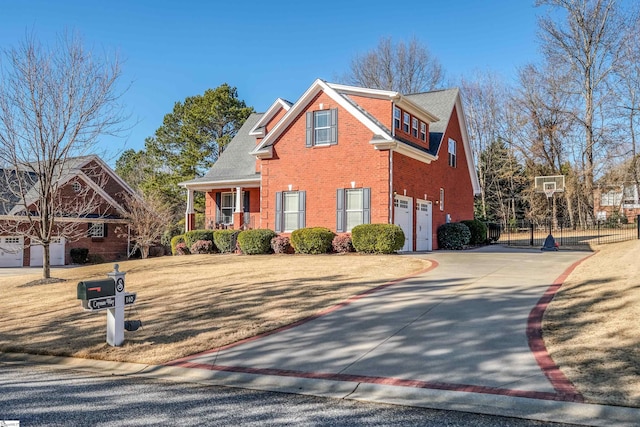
xmin=0 ymin=0 xmax=542 ymax=165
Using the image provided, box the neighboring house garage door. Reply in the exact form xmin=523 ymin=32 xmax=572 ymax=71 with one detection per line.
xmin=0 ymin=236 xmax=24 ymax=267
xmin=30 ymin=238 xmax=65 ymax=267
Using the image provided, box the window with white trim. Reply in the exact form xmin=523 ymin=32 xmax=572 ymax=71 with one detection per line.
xmin=439 ymin=188 xmax=445 ymax=211
xmin=393 ymin=107 xmax=401 ymax=129
xmin=412 ymin=117 xmax=418 ymax=138
xmin=220 ymin=192 xmax=235 ymax=224
xmin=5 ymin=237 xmax=20 ymax=244
xmin=448 ymin=138 xmax=457 ymax=167
xmin=275 ymin=191 xmax=306 ymax=233
xmin=403 ymin=112 xmax=410 ymax=133
xmin=88 ymin=223 xmax=105 ymax=238
xmin=306 ymin=109 xmax=337 ymax=146
xmin=72 ymin=182 xmax=81 ymax=193
xmin=337 ymin=188 xmax=370 ymax=232
xmin=420 ymin=122 xmax=427 ymax=141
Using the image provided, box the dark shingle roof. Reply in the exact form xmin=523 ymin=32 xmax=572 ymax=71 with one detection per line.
xmin=405 ymin=88 xmax=459 ymax=155
xmin=0 ymin=169 xmax=37 ymax=215
xmin=183 ymin=113 xmax=263 ymax=185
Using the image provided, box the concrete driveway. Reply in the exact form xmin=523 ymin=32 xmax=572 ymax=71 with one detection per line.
xmin=172 ymin=246 xmax=590 ymax=402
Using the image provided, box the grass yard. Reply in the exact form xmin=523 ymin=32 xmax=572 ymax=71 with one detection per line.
xmin=543 ymin=239 xmax=640 ymax=407
xmin=0 ymin=254 xmax=430 ymax=365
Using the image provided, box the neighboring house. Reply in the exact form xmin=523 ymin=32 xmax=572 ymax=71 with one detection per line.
xmin=594 ymin=183 xmax=640 ymax=222
xmin=0 ymin=155 xmax=136 ymax=267
xmin=180 ymin=79 xmax=481 ymax=251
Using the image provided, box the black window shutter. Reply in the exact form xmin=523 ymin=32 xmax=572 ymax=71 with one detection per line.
xmin=243 ymin=191 xmax=250 ymax=213
xmin=330 ymin=108 xmax=338 ymax=145
xmin=363 ymin=188 xmax=371 ymax=224
xmin=215 ymin=192 xmax=221 ymax=223
xmin=336 ymin=188 xmax=345 ymax=232
xmin=87 ymin=222 xmax=93 ymax=237
xmin=275 ymin=192 xmax=283 ymax=233
xmin=103 ymin=223 xmax=108 ymax=237
xmin=306 ymin=112 xmax=313 ymax=147
xmin=298 ymin=191 xmax=306 ymax=229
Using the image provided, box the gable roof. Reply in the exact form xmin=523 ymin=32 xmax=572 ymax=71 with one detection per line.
xmin=406 ymin=88 xmax=481 ymax=195
xmin=179 ymin=113 xmax=263 ymax=190
xmin=3 ymin=155 xmax=137 ymax=217
xmin=248 ymin=98 xmax=292 ymax=137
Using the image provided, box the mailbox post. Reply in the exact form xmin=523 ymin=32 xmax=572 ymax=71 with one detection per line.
xmin=77 ymin=264 xmax=137 ymax=347
xmin=106 ymin=264 xmax=126 ymax=346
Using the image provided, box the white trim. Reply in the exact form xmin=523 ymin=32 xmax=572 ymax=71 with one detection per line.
xmin=248 ymin=98 xmax=292 ymax=136
xmin=370 ymin=137 xmax=437 ymax=164
xmin=0 ymin=215 xmax=129 ymax=224
xmin=179 ymin=178 xmax=260 ymax=191
xmin=250 ymin=79 xmax=394 ymax=157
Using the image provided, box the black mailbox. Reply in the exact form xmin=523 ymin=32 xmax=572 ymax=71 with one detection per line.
xmin=77 ymin=279 xmax=116 ymax=300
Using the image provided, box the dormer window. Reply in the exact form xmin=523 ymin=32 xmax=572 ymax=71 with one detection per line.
xmin=420 ymin=122 xmax=427 ymax=141
xmin=412 ymin=117 xmax=418 ymax=138
xmin=403 ymin=112 xmax=410 ymax=133
xmin=394 ymin=107 xmax=401 ymax=129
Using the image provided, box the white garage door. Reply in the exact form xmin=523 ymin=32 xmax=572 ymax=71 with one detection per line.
xmin=394 ymin=196 xmax=413 ymax=252
xmin=416 ymin=200 xmax=433 ymax=251
xmin=0 ymin=236 xmax=24 ymax=268
xmin=30 ymin=237 xmax=66 ymax=267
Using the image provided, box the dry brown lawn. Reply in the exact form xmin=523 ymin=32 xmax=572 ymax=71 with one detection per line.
xmin=0 ymin=254 xmax=429 ymax=365
xmin=543 ymin=239 xmax=640 ymax=407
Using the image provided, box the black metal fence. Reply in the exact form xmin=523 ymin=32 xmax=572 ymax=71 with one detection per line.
xmin=494 ymin=219 xmax=639 ymax=248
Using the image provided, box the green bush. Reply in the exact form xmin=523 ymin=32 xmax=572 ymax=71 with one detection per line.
xmin=351 ymin=224 xmax=405 ymax=254
xmin=238 ymin=229 xmax=277 ymax=255
xmin=214 ymin=229 xmax=241 ymax=253
xmin=170 ymin=235 xmax=185 ymax=256
xmin=437 ymin=222 xmax=471 ymax=250
xmin=184 ymin=230 xmax=214 ymax=248
xmin=70 ymin=248 xmax=89 ymax=264
xmin=290 ymin=227 xmax=335 ymax=254
xmin=460 ymin=219 xmax=488 ymax=245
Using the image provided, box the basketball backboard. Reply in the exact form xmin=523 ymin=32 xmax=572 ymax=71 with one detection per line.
xmin=535 ymin=175 xmax=565 ymax=198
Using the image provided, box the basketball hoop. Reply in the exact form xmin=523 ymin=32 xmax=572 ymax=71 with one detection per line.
xmin=543 ymin=182 xmax=556 ymax=199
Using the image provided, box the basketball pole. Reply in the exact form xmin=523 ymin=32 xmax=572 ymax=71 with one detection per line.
xmin=542 ymin=191 xmax=558 ymax=251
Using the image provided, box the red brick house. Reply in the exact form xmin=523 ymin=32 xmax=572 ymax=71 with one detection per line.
xmin=0 ymin=155 xmax=136 ymax=267
xmin=181 ymin=80 xmax=481 ymax=251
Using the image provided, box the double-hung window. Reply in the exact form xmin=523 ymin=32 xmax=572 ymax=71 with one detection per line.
xmin=403 ymin=112 xmax=410 ymax=133
xmin=420 ymin=122 xmax=427 ymax=141
xmin=412 ymin=117 xmax=418 ymax=138
xmin=306 ymin=109 xmax=337 ymax=146
xmin=220 ymin=192 xmax=235 ymax=224
xmin=336 ymin=188 xmax=370 ymax=232
xmin=393 ymin=107 xmax=401 ymax=129
xmin=275 ymin=191 xmax=306 ymax=232
xmin=448 ymin=138 xmax=457 ymax=168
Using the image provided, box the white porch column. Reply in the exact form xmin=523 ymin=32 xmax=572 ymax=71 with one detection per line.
xmin=185 ymin=188 xmax=195 ymax=233
xmin=235 ymin=186 xmax=243 ymax=213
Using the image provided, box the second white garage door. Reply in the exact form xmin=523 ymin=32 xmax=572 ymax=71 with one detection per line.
xmin=30 ymin=237 xmax=65 ymax=267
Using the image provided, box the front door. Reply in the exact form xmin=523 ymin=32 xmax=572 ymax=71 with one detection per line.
xmin=394 ymin=196 xmax=413 ymax=252
xmin=416 ymin=199 xmax=432 ymax=251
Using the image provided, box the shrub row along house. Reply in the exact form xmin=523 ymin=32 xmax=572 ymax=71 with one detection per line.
xmin=181 ymin=79 xmax=481 ymax=251
xmin=0 ymin=155 xmax=136 ymax=267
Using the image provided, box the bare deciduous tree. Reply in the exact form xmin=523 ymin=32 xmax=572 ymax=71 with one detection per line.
xmin=0 ymin=31 xmax=127 ymax=279
xmin=343 ymin=36 xmax=444 ymax=93
xmin=537 ymin=0 xmax=625 ymax=216
xmin=116 ymin=191 xmax=172 ymax=259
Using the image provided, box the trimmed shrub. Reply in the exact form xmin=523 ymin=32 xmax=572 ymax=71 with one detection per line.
xmin=290 ymin=227 xmax=335 ymax=254
xmin=271 ymin=235 xmax=292 ymax=254
xmin=87 ymin=254 xmax=105 ymax=264
xmin=460 ymin=219 xmax=488 ymax=246
xmin=149 ymin=246 xmax=165 ymax=257
xmin=175 ymin=242 xmax=190 ymax=255
xmin=351 ymin=224 xmax=405 ymax=254
xmin=214 ymin=229 xmax=240 ymax=253
xmin=184 ymin=230 xmax=214 ymax=248
xmin=70 ymin=248 xmax=89 ymax=264
xmin=437 ymin=222 xmax=471 ymax=250
xmin=170 ymin=235 xmax=185 ymax=256
xmin=238 ymin=229 xmax=277 ymax=255
xmin=332 ymin=234 xmax=354 ymax=253
xmin=190 ymin=239 xmax=214 ymax=254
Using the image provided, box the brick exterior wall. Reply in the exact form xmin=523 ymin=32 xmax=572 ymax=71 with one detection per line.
xmin=260 ymin=92 xmax=391 ymax=231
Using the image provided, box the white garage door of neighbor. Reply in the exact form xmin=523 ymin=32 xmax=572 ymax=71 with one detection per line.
xmin=416 ymin=199 xmax=433 ymax=252
xmin=0 ymin=236 xmax=24 ymax=268
xmin=30 ymin=237 xmax=65 ymax=267
xmin=394 ymin=196 xmax=413 ymax=252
